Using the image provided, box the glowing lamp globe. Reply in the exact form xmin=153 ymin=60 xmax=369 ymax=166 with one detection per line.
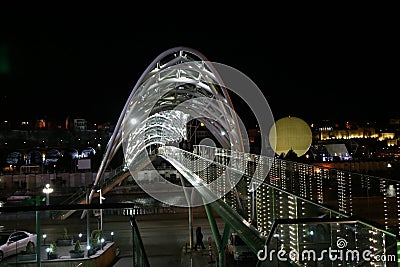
xmin=269 ymin=116 xmax=312 ymax=157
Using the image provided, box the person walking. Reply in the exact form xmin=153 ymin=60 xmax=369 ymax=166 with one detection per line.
xmin=194 ymin=226 xmax=205 ymax=250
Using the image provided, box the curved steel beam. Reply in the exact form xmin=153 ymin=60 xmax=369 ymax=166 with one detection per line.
xmin=87 ymin=47 xmax=243 ymax=208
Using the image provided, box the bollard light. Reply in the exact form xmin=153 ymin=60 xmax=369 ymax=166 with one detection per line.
xmin=46 ymin=247 xmax=50 ymax=260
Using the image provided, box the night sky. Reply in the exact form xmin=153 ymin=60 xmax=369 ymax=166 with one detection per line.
xmin=0 ymin=15 xmax=398 ymax=126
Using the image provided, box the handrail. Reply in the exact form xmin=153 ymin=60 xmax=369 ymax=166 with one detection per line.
xmin=193 ymin=145 xmax=400 ymax=236
xmin=130 ymin=215 xmax=151 ymax=267
xmin=160 ymin=145 xmax=399 ymax=266
xmin=259 ymin=218 xmax=397 ymax=267
xmin=52 ymin=165 xmax=129 ymax=220
xmin=0 ymin=203 xmax=151 ymax=267
xmin=53 ymin=153 xmax=155 ymax=220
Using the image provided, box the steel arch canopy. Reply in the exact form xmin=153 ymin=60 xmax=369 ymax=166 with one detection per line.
xmin=88 ymin=46 xmax=275 ymax=208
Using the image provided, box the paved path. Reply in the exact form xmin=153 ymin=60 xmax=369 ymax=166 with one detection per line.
xmin=113 ymin=245 xmax=218 ymax=267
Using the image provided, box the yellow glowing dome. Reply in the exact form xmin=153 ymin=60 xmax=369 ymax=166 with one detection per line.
xmin=269 ymin=116 xmax=312 ymax=156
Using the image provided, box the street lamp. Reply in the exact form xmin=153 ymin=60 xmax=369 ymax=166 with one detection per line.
xmin=250 ymin=182 xmax=256 ymax=224
xmin=97 ymin=189 xmax=105 ymax=231
xmin=41 ymin=153 xmax=46 ymax=173
xmin=110 ymin=231 xmax=114 ymax=242
xmin=42 ymin=184 xmax=53 ymax=206
xmin=273 ymin=233 xmax=281 ymax=266
xmin=42 ymin=234 xmax=47 ymax=245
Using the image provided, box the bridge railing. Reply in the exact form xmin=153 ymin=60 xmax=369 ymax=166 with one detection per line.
xmin=159 ymin=145 xmax=247 ymax=214
xmin=161 ymin=145 xmax=399 ymax=266
xmin=257 ymin=184 xmax=398 ymax=267
xmin=0 ymin=204 xmax=151 ymax=267
xmin=194 ymin=145 xmax=400 ymax=237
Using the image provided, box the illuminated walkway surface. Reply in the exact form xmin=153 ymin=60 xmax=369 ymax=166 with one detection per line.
xmin=82 ymin=47 xmax=400 ymax=267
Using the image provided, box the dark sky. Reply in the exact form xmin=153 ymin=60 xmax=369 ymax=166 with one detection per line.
xmin=0 ymin=15 xmax=398 ymax=126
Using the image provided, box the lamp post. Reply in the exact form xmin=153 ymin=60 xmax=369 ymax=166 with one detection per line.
xmin=41 ymin=153 xmax=45 ymax=174
xmin=42 ymin=234 xmax=47 ymax=245
xmin=130 ymin=216 xmax=136 ymax=267
xmin=42 ymin=183 xmax=53 ymax=206
xmin=85 ymin=188 xmax=90 ymax=257
xmin=273 ymin=233 xmax=280 ymax=267
xmin=97 ymin=189 xmax=105 ymax=231
xmin=250 ymin=182 xmax=255 ymax=223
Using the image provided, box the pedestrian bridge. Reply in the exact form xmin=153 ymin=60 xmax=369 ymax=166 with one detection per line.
xmin=82 ymin=46 xmax=399 ymax=266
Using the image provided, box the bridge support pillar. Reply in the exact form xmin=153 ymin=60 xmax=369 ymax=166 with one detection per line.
xmin=204 ymin=202 xmax=230 ymax=267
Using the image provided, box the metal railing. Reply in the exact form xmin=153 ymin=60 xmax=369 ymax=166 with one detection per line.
xmin=193 ymin=145 xmax=400 ymax=236
xmin=52 ymin=154 xmax=155 ymax=220
xmin=160 ymin=145 xmax=400 ymax=267
xmin=0 ymin=203 xmax=151 ymax=267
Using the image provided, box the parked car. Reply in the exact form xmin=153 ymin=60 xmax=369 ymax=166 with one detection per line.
xmin=0 ymin=230 xmax=37 ymax=261
xmin=227 ymin=232 xmax=256 ymax=261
